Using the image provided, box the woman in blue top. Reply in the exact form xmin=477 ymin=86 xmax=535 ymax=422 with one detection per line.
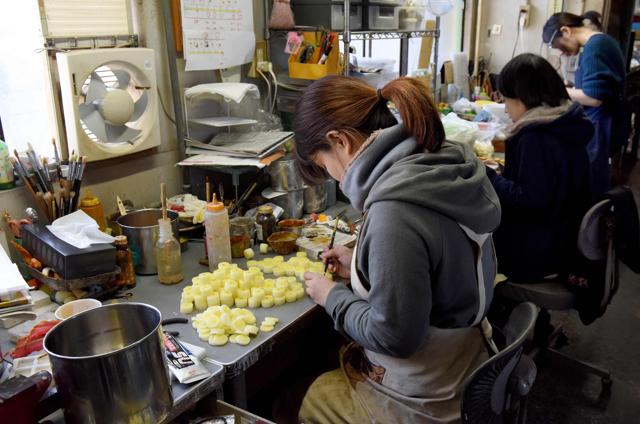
xmin=543 ymin=12 xmax=626 ymax=198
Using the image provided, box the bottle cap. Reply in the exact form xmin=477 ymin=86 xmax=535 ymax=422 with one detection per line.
xmin=80 ymin=195 xmax=100 ymax=207
xmin=258 ymin=205 xmax=273 ymax=215
xmin=114 ymin=235 xmax=128 ymax=245
xmin=207 ymin=194 xmax=225 ymax=212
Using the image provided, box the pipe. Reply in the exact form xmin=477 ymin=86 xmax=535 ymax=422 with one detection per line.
xmin=473 ymin=0 xmax=483 ymax=79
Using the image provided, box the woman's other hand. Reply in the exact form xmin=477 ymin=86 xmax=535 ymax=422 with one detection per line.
xmin=320 ymin=245 xmax=353 ymax=279
xmin=304 ymin=272 xmax=337 ymax=307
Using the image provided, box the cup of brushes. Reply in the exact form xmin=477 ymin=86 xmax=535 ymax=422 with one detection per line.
xmin=11 ymin=140 xmax=88 ymax=224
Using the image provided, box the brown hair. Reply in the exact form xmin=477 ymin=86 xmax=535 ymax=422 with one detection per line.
xmin=293 ymin=76 xmax=445 ymax=184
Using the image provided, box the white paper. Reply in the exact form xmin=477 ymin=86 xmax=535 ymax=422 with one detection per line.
xmin=181 ymin=0 xmax=255 ymax=71
xmin=178 ymin=153 xmax=266 ymax=168
xmin=47 ymin=210 xmax=115 ymax=249
xmin=0 ymin=246 xmax=30 ymax=299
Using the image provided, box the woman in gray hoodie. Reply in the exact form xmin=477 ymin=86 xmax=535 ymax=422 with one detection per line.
xmin=293 ymin=76 xmax=502 ymax=423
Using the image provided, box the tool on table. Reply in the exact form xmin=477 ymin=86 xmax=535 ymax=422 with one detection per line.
xmin=205 ymin=177 xmax=211 ymax=203
xmin=324 ymin=209 xmax=346 ymax=274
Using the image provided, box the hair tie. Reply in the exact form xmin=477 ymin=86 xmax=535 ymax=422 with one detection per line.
xmin=377 ymin=89 xmax=385 ymax=102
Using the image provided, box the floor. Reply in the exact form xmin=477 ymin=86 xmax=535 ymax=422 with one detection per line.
xmin=526 ymin=158 xmax=640 ymax=424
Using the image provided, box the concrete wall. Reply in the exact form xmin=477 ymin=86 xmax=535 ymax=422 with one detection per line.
xmin=1 ymin=1 xmax=182 ymax=236
xmin=479 ymin=0 xmax=606 ymax=73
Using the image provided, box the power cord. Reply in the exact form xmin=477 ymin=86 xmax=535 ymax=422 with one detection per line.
xmin=268 ymin=69 xmax=278 ymax=113
xmin=256 ymin=68 xmax=272 ymax=113
xmin=156 ymin=87 xmax=176 ymax=125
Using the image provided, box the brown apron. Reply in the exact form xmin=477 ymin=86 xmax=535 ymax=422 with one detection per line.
xmin=342 ymin=224 xmax=492 ymax=424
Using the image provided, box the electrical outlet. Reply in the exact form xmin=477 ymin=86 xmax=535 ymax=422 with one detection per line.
xmin=491 ymin=24 xmax=502 ymax=36
xmin=519 ymin=5 xmax=531 ymax=28
xmin=248 ymin=40 xmax=268 ymax=79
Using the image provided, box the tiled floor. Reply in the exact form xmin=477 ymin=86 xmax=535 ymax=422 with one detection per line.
xmin=526 ymin=159 xmax=640 ymax=424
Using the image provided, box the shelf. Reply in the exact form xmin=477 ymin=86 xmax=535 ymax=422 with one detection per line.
xmin=269 ymin=29 xmax=439 ymax=40
xmin=188 ymin=117 xmax=258 ymax=128
xmin=348 ymin=30 xmax=439 ymax=40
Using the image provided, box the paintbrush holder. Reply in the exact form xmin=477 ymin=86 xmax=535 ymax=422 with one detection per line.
xmin=288 ymin=31 xmax=342 ymax=80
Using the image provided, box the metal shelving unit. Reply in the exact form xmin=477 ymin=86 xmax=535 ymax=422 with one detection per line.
xmin=348 ymin=30 xmax=439 ymax=40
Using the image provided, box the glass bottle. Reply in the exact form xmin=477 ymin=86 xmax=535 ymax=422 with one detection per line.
xmin=204 ymin=195 xmax=231 ymax=271
xmin=114 ymin=235 xmax=136 ymax=288
xmin=155 ymin=218 xmax=183 ymax=284
xmin=255 ymin=205 xmax=276 ymax=243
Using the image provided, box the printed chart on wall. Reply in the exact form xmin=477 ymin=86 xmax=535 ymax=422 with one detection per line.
xmin=181 ymin=0 xmax=255 ymax=71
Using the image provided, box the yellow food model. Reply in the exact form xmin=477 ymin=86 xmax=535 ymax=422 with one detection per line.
xmin=180 ymin=254 xmax=326 ymax=312
xmin=192 ymin=305 xmax=279 ymax=347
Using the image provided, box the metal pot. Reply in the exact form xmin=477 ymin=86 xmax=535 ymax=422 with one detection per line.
xmin=43 ymin=303 xmax=172 ymax=424
xmin=303 ymin=184 xmax=327 ymax=214
xmin=271 ymin=189 xmax=304 ymax=219
xmin=117 ymin=209 xmax=179 ymax=275
xmin=268 ymin=155 xmax=304 ymax=191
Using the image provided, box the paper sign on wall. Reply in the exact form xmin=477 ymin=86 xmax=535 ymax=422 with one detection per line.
xmin=181 ymin=0 xmax=255 ymax=71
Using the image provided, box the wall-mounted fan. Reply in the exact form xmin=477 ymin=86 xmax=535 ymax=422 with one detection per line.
xmin=56 ymin=48 xmax=160 ymax=161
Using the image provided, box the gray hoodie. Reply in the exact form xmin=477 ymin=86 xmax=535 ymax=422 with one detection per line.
xmin=325 ymin=124 xmax=502 ymax=358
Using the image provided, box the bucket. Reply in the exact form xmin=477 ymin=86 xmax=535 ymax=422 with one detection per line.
xmin=117 ymin=209 xmax=179 ymax=275
xmin=43 ymin=303 xmax=172 ymax=424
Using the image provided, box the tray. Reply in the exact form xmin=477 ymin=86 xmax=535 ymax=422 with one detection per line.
xmin=26 ymin=265 xmax=121 ymax=291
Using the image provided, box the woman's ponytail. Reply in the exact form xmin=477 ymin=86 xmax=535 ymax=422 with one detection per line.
xmin=379 ymin=77 xmax=445 ymax=152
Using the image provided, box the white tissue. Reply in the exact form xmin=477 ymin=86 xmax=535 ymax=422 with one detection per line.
xmin=47 ymin=210 xmax=115 ymax=249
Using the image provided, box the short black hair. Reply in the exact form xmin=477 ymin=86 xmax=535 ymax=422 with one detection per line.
xmin=498 ymin=53 xmax=570 ymax=109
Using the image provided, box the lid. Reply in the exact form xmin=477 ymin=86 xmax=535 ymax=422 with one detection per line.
xmin=114 ymin=235 xmax=128 ymax=245
xmin=258 ymin=205 xmax=273 ymax=215
xmin=158 ymin=218 xmax=173 ymax=235
xmin=207 ymin=194 xmax=225 ymax=212
xmin=81 ymin=196 xmax=100 ymax=207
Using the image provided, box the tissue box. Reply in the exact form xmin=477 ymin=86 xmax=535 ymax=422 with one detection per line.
xmin=21 ymin=224 xmax=116 ymax=279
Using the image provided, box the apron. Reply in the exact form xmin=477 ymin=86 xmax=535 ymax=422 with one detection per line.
xmin=340 ymin=224 xmax=493 ymax=424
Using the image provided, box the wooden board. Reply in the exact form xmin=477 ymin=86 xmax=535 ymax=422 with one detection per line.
xmin=418 ymin=20 xmax=437 ymax=70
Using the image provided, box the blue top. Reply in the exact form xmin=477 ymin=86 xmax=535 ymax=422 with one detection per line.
xmin=575 ymin=33 xmax=625 ymax=122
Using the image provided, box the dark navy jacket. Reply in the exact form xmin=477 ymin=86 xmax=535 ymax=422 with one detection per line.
xmin=486 ymin=102 xmax=594 ymax=280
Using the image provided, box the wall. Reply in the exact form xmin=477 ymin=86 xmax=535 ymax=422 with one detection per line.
xmin=0 ymin=1 xmax=182 ymax=234
xmin=478 ymin=0 xmax=606 ymax=73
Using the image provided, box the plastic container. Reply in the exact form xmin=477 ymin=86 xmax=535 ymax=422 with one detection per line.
xmin=288 ymin=31 xmax=342 ymax=81
xmin=0 ymin=139 xmax=14 ymax=190
xmin=155 ymin=218 xmax=183 ymax=284
xmin=204 ymin=195 xmax=231 ymax=271
xmin=367 ymin=4 xmax=400 ymax=30
xmin=79 ymin=192 xmax=107 ymax=231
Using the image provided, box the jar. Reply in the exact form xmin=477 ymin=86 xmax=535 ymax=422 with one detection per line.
xmin=255 ymin=205 xmax=276 ymax=243
xmin=114 ymin=235 xmax=136 ymax=288
xmin=230 ymin=217 xmax=255 ymax=258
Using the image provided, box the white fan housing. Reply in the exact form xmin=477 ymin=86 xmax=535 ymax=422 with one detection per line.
xmin=57 ymin=48 xmax=160 ymax=162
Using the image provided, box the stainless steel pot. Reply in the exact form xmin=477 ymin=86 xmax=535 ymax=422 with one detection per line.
xmin=268 ymin=155 xmax=304 ymax=191
xmin=271 ymin=190 xmax=304 ymax=219
xmin=43 ymin=303 xmax=172 ymax=424
xmin=117 ymin=209 xmax=179 ymax=275
xmin=303 ymin=184 xmax=327 ymax=214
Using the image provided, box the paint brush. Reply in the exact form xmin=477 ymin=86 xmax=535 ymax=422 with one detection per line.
xmin=324 ymin=210 xmax=346 ymax=274
xmin=161 ymin=183 xmax=167 ymax=221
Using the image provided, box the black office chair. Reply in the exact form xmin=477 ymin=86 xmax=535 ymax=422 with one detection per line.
xmin=495 ymin=192 xmax=630 ymax=398
xmin=461 ymin=302 xmax=538 ymax=424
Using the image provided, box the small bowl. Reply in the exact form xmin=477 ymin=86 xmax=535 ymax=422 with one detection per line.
xmin=55 ymin=299 xmax=102 ymax=321
xmin=277 ymin=219 xmax=306 ymax=235
xmin=267 ymin=231 xmax=299 ymax=255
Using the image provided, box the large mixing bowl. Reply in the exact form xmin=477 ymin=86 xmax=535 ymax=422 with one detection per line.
xmin=43 ymin=303 xmax=172 ymax=424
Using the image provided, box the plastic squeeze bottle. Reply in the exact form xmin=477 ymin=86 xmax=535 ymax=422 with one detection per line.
xmin=204 ymin=194 xmax=231 ymax=271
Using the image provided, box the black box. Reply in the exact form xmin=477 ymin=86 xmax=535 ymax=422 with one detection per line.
xmin=21 ymin=224 xmax=116 ymax=279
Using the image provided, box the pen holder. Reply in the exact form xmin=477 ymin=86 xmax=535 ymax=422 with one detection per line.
xmin=288 ymin=31 xmax=342 ymax=80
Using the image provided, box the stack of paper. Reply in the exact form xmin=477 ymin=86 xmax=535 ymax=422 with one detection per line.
xmin=0 ymin=245 xmax=32 ymax=313
xmin=186 ymin=131 xmax=293 ymax=159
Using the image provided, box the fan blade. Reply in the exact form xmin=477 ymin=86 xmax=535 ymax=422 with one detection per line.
xmin=85 ymin=72 xmax=108 ymax=104
xmin=130 ymin=91 xmax=149 ymax=122
xmin=112 ymin=69 xmax=131 ymax=90
xmin=79 ymin=102 xmax=98 ymax=119
xmin=105 ymin=123 xmax=142 ymax=145
xmin=81 ymin=108 xmax=109 ymax=142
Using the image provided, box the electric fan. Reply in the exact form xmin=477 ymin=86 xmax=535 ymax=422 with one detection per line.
xmin=56 ymin=48 xmax=161 ymax=161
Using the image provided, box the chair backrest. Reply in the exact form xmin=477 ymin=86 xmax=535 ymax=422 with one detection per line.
xmin=461 ymin=302 xmax=538 ymax=424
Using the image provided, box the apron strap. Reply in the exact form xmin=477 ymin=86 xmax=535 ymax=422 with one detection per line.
xmin=457 ymin=224 xmax=490 ymax=327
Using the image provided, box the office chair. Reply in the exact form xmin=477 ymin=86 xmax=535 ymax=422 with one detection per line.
xmin=495 ymin=194 xmax=628 ymax=398
xmin=461 ymin=302 xmax=538 ymax=424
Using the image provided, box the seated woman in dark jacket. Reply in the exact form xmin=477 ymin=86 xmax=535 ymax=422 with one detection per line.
xmin=487 ymin=53 xmax=594 ymax=281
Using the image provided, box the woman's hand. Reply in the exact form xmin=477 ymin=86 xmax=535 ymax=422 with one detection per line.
xmin=321 ymin=245 xmax=353 ymax=279
xmin=304 ymin=272 xmax=337 ymax=307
